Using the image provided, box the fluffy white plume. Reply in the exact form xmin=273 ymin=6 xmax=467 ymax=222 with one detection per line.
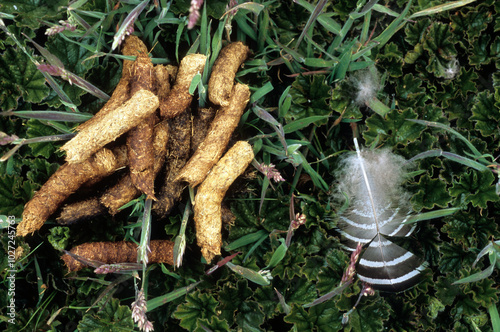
xmin=349 ymin=68 xmax=381 ymax=107
xmin=335 ymin=141 xmax=411 ymax=216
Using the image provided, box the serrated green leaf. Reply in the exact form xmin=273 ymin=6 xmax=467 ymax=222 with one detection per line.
xmin=436 ymin=275 xmax=461 ymax=306
xmin=423 ymin=23 xmax=458 ymax=78
xmin=315 ymin=248 xmax=347 ymax=295
xmin=194 ymin=316 xmax=230 ymax=332
xmin=450 ymin=5 xmax=492 ymax=42
xmin=415 ymin=223 xmax=441 ymax=267
xmin=376 ymin=42 xmax=403 ymax=77
xmin=452 ymin=295 xmax=482 ymax=319
xmin=411 ymin=174 xmax=452 ymax=210
xmin=217 ymin=279 xmax=252 ymax=325
xmin=465 ymin=278 xmax=499 ymax=308
xmin=363 ymin=108 xmax=423 ymax=147
xmin=173 ymin=291 xmax=218 ymax=331
xmin=449 ymin=170 xmax=500 ymax=208
xmin=395 ymin=73 xmax=428 ymax=108
xmin=455 ymin=66 xmax=479 ymax=96
xmin=287 ymin=75 xmax=331 ymax=124
xmin=77 ymin=297 xmax=134 ymax=331
xmin=469 ymin=34 xmax=492 ymax=67
xmin=229 ymin=199 xmax=260 ymax=239
xmin=426 ymin=297 xmax=446 ymax=319
xmin=235 ymin=300 xmax=265 ymax=331
xmin=74 ymin=273 xmax=110 ymax=296
xmin=347 ymin=296 xmax=391 ymax=332
xmin=23 ymin=157 xmax=58 ymax=188
xmin=286 ymin=277 xmax=318 ymax=305
xmin=47 ymin=226 xmax=70 ymax=251
xmin=404 ymin=43 xmax=424 ymax=64
xmin=254 ymin=287 xmax=280 ymax=318
xmin=404 ymin=18 xmax=431 ymax=46
xmin=285 ymin=301 xmax=343 ymax=332
xmin=0 ymin=174 xmax=24 ymax=216
xmin=384 ymin=295 xmax=426 ymax=331
xmin=0 ymin=48 xmax=49 ymax=111
xmin=1 ymin=0 xmax=67 ymax=29
xmin=471 ymin=91 xmax=499 ymax=137
xmin=301 ymin=255 xmax=326 ymax=281
xmin=422 ymin=22 xmax=457 ymax=58
xmin=25 ymin=119 xmax=62 ymax=158
xmin=439 ymin=242 xmax=470 ymax=274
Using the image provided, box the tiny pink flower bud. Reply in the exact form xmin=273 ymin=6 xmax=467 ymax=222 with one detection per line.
xmin=291 ymin=213 xmax=306 ymax=230
xmin=225 ymin=0 xmax=239 ymax=19
xmin=37 ymin=64 xmax=64 ymax=76
xmin=0 ymin=132 xmax=19 ymax=145
xmin=361 ymin=283 xmax=375 ymax=297
xmin=45 ymin=20 xmax=76 ymax=35
xmin=255 ymin=162 xmax=285 ymax=183
xmin=131 ymin=289 xmax=154 ymax=331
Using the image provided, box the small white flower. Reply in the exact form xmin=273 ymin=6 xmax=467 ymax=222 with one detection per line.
xmin=131 ymin=289 xmax=154 ymax=331
xmin=259 ymin=269 xmax=273 ymax=282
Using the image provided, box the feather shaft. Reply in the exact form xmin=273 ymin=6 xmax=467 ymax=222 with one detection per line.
xmin=354 ymin=138 xmax=379 ymax=234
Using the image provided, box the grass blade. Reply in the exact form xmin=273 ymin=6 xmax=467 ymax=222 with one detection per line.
xmin=295 ymin=0 xmax=327 ymax=49
xmin=408 ymin=119 xmax=489 ymax=164
xmin=303 ymin=281 xmax=352 ymax=308
xmin=147 ymin=281 xmax=201 ymax=311
xmin=225 ymin=230 xmax=267 ymax=251
xmin=372 ymin=0 xmax=412 ymax=48
xmin=409 ymin=0 xmax=477 ymax=19
xmin=405 ymin=208 xmax=461 ymax=224
xmin=2 ymin=110 xmax=93 ymax=122
xmin=226 ymin=262 xmax=271 ymax=286
xmin=293 ymin=0 xmax=341 ymax=35
xmin=489 ymin=303 xmax=500 ymax=332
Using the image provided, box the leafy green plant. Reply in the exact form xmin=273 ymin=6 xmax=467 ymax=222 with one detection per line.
xmin=1 ymin=0 xmax=500 ymax=331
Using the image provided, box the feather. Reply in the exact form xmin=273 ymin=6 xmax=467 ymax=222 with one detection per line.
xmin=335 ymin=138 xmax=427 ymax=292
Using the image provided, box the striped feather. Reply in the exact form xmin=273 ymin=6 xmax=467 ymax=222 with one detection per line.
xmin=335 ymin=139 xmax=426 ymax=292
